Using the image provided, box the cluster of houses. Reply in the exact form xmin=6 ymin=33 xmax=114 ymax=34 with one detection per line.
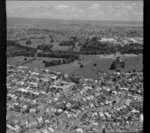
xmin=7 ymin=65 xmax=143 ymax=133
xmin=98 ymin=37 xmax=143 ymax=45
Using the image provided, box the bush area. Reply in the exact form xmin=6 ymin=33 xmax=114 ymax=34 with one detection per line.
xmin=80 ymin=38 xmax=143 ymax=55
xmin=7 ymin=40 xmax=142 ymax=61
xmin=43 ymin=60 xmax=62 ymax=67
xmin=37 ymin=44 xmax=53 ymax=52
xmin=7 ymin=40 xmax=37 ymax=57
xmin=43 ymin=55 xmax=79 ymax=67
xmin=7 ymin=40 xmax=36 ymax=51
xmin=37 ymin=51 xmax=79 ymax=59
xmin=120 ymin=43 xmax=143 ymax=54
xmin=59 ymin=40 xmax=75 ymax=46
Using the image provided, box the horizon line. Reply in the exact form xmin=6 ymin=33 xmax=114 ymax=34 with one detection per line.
xmin=7 ymin=17 xmax=143 ymax=23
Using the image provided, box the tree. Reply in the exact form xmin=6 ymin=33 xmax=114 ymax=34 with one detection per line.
xmin=50 ymin=36 xmax=54 ymax=43
xmin=62 ymin=59 xmax=66 ymax=64
xmin=26 ymin=39 xmax=32 ymax=45
xmin=80 ymin=64 xmax=84 ymax=68
xmin=24 ymin=57 xmax=27 ymax=61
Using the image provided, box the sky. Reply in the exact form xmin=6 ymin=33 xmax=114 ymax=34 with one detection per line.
xmin=6 ymin=1 xmax=143 ymax=21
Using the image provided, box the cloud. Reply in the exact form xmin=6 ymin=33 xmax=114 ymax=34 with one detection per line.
xmin=90 ymin=3 xmax=100 ymax=9
xmin=55 ymin=4 xmax=70 ymax=9
xmin=6 ymin=1 xmax=143 ymax=21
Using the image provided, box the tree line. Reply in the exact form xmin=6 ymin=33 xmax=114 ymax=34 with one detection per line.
xmin=7 ymin=40 xmax=143 ymax=59
xmin=42 ymin=55 xmax=79 ymax=67
xmin=59 ymin=40 xmax=75 ymax=46
xmin=37 ymin=44 xmax=53 ymax=52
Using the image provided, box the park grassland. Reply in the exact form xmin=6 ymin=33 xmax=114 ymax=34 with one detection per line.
xmin=7 ymin=54 xmax=143 ymax=79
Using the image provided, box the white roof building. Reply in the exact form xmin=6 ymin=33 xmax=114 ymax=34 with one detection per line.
xmin=99 ymin=38 xmax=118 ymax=44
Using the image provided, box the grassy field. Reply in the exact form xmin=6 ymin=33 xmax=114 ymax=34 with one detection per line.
xmin=7 ymin=56 xmax=34 ymax=65
xmin=7 ymin=57 xmax=63 ymax=68
xmin=7 ymin=54 xmax=143 ymax=79
xmin=71 ymin=54 xmax=143 ymax=79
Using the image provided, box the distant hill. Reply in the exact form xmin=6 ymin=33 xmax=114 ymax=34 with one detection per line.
xmin=7 ymin=17 xmax=143 ymax=27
